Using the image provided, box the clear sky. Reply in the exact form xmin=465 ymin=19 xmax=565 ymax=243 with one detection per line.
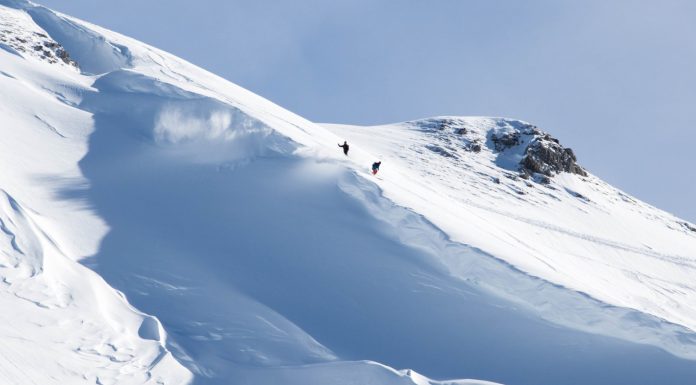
xmin=37 ymin=0 xmax=696 ymax=222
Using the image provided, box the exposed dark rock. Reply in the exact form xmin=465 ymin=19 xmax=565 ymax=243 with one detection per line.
xmin=467 ymin=141 xmax=482 ymax=153
xmin=56 ymin=48 xmax=72 ymax=64
xmin=3 ymin=26 xmax=78 ymax=68
xmin=521 ymin=138 xmax=587 ymax=177
xmin=491 ymin=131 xmax=521 ymax=151
xmin=682 ymin=222 xmax=696 ymax=233
xmin=489 ymin=121 xmax=587 ymax=179
xmin=436 ymin=119 xmax=458 ymax=131
xmin=411 ymin=118 xmax=482 ymax=158
xmin=492 ymin=177 xmax=501 ymax=184
xmin=521 ymin=125 xmax=543 ymax=136
xmin=414 ymin=118 xmax=586 ymax=183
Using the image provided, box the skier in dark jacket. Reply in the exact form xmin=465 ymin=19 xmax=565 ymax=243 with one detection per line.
xmin=338 ymin=141 xmax=349 ymax=155
xmin=371 ymin=161 xmax=381 ymax=175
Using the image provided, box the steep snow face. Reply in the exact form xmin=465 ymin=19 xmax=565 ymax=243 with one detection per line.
xmin=2 ymin=1 xmax=696 ymax=385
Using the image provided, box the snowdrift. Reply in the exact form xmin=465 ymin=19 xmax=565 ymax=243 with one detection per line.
xmin=1 ymin=1 xmax=696 ymax=385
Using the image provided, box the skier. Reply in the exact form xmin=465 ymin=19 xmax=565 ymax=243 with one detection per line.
xmin=371 ymin=161 xmax=381 ymax=175
xmin=338 ymin=141 xmax=349 ymax=156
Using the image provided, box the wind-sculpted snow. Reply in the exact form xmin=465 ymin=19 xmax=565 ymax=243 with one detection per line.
xmin=26 ymin=7 xmax=130 ymax=73
xmin=0 ymin=191 xmax=43 ymax=279
xmin=2 ymin=2 xmax=696 ymax=385
xmin=72 ymin=106 xmax=696 ymax=384
xmin=81 ymin=69 xmax=297 ymax=170
xmin=0 ymin=190 xmax=190 ymax=385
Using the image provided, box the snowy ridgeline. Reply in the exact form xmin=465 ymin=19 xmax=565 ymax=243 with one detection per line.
xmin=1 ymin=1 xmax=696 ymax=385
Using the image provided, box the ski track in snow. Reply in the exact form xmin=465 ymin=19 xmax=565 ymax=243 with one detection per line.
xmin=1 ymin=1 xmax=696 ymax=385
xmin=456 ymin=194 xmax=696 ymax=269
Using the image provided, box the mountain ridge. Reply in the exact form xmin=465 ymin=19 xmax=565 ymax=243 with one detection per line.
xmin=1 ymin=2 xmax=696 ymax=385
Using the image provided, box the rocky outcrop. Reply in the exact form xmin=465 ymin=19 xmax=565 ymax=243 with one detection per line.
xmin=412 ymin=117 xmax=587 ymax=180
xmin=0 ymin=15 xmax=78 ymax=68
xmin=491 ymin=121 xmax=587 ymax=179
xmin=521 ymin=137 xmax=587 ymax=177
xmin=32 ymin=39 xmax=73 ymax=65
xmin=467 ymin=140 xmax=482 ymax=153
xmin=491 ymin=131 xmax=521 ymax=151
xmin=682 ymin=222 xmax=696 ymax=233
xmin=412 ymin=118 xmax=484 ymax=158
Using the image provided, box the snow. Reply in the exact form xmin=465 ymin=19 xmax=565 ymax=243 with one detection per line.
xmin=1 ymin=1 xmax=696 ymax=385
xmin=0 ymin=5 xmax=76 ymax=68
xmin=325 ymin=117 xmax=696 ymax=344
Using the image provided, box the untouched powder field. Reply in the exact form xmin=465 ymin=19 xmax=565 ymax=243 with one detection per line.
xmin=1 ymin=1 xmax=696 ymax=384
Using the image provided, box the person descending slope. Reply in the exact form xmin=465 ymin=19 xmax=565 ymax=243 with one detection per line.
xmin=338 ymin=141 xmax=350 ymax=155
xmin=371 ymin=161 xmax=381 ymax=175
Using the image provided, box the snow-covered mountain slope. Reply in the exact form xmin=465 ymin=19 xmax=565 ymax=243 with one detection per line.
xmin=1 ymin=1 xmax=696 ymax=385
xmin=326 ymin=118 xmax=696 ymax=334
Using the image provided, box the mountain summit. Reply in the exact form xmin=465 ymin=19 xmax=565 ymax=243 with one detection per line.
xmin=1 ymin=2 xmax=696 ymax=385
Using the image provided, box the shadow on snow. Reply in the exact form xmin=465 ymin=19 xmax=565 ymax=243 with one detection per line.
xmin=61 ymin=71 xmax=696 ymax=385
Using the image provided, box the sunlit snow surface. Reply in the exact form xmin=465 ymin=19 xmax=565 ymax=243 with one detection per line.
xmin=1 ymin=1 xmax=696 ymax=385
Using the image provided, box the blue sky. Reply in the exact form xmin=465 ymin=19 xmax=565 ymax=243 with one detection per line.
xmin=39 ymin=0 xmax=696 ymax=222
